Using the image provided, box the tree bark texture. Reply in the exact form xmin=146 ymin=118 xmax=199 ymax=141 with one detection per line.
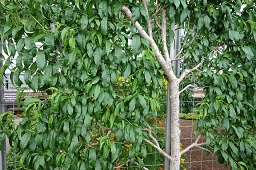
xmin=170 ymin=79 xmax=180 ymax=170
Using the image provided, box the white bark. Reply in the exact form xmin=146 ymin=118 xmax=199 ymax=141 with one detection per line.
xmin=122 ymin=4 xmax=204 ymax=170
xmin=170 ymin=79 xmax=181 ymax=170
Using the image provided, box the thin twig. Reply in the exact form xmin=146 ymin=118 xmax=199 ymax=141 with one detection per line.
xmin=196 ymin=145 xmax=212 ymax=154
xmin=142 ymin=0 xmax=152 ymax=37
xmin=153 ymin=0 xmax=162 ymax=29
xmin=142 ymin=122 xmax=172 ymax=161
xmin=161 ymin=10 xmax=169 ymax=61
xmin=178 ymin=58 xmax=204 ymax=82
xmin=142 ymin=122 xmax=160 ymax=147
xmin=134 ymin=162 xmax=149 ymax=170
xmin=179 ymin=84 xmax=195 ymax=95
xmin=170 ymin=34 xmax=189 ymax=61
xmin=114 ymin=159 xmax=130 ymax=169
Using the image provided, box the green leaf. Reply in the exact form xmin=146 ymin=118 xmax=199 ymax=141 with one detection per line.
xmin=16 ymin=39 xmax=25 ymax=52
xmin=23 ymin=18 xmax=36 ymax=33
xmin=229 ymin=30 xmax=241 ymax=41
xmin=45 ymin=34 xmax=54 ymax=46
xmin=94 ymin=48 xmax=101 ymax=66
xmin=20 ymin=133 xmax=31 ymax=149
xmin=80 ymin=15 xmax=88 ymax=29
xmin=106 ymin=40 xmax=111 ymax=55
xmin=204 ymin=15 xmax=210 ymax=28
xmin=131 ymin=35 xmax=141 ymax=54
xmin=174 ymin=0 xmax=180 ymax=8
xmin=84 ymin=114 xmax=91 ymax=127
xmin=180 ymin=9 xmax=188 ymax=23
xmin=69 ymin=50 xmax=77 ymax=68
xmin=103 ymin=146 xmax=110 ymax=159
xmin=89 ymin=149 xmax=96 ymax=164
xmin=95 ymin=159 xmax=101 ymax=170
xmin=129 ymin=128 xmax=135 ymax=142
xmin=101 ymin=17 xmax=108 ymax=34
xmin=223 ymin=117 xmax=230 ymax=130
xmin=33 ymin=75 xmax=44 ymax=90
xmin=124 ymin=64 xmax=131 ymax=79
xmin=34 ymin=34 xmax=46 ymax=42
xmin=12 ymin=26 xmax=22 ymax=37
xmin=221 ymin=150 xmax=229 ymax=161
xmin=242 ymin=46 xmax=254 ymax=60
xmin=91 ymin=77 xmax=100 ymax=85
xmin=63 ymin=121 xmax=69 ymax=133
xmin=229 ymin=142 xmax=238 ymax=155
xmin=229 ymin=105 xmax=236 ymax=119
xmin=93 ymin=84 xmax=101 ymax=99
xmin=36 ymin=51 xmax=46 ymax=70
xmin=61 ymin=27 xmax=70 ymax=42
xmin=144 ymin=70 xmax=151 ymax=84
xmin=70 ymin=135 xmax=78 ymax=152
xmin=129 ymin=98 xmax=136 ymax=112
xmin=132 ymin=7 xmax=140 ymax=21
xmin=137 ymin=94 xmax=147 ymax=108
xmin=23 ymin=97 xmax=41 ymax=108
xmin=13 ymin=69 xmax=23 ymax=86
xmin=96 ymin=33 xmax=102 ymax=46
xmin=232 ymin=126 xmax=244 ymax=139
xmin=139 ymin=4 xmax=147 ymax=18
xmin=69 ymin=37 xmax=76 ymax=49
xmin=109 ymin=113 xmax=116 ymax=128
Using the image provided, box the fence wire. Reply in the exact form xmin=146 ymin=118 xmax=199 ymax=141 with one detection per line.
xmin=0 ymin=82 xmax=230 ymax=170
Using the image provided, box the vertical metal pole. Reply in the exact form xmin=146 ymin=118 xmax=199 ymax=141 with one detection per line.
xmin=164 ymin=82 xmax=171 ymax=170
xmin=164 ymin=23 xmax=181 ymax=170
xmin=0 ymin=41 xmax=7 ymax=170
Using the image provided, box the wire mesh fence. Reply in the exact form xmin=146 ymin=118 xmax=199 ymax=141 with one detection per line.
xmin=0 ymin=96 xmax=230 ymax=170
xmin=0 ymin=69 xmax=229 ymax=170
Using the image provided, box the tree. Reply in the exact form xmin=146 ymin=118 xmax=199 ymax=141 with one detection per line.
xmin=0 ymin=0 xmax=255 ymax=170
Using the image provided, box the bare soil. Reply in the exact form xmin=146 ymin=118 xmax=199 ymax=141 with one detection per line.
xmin=180 ymin=119 xmax=230 ymax=170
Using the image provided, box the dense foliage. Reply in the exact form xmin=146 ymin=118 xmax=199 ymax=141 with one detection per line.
xmin=0 ymin=1 xmax=166 ymax=169
xmin=195 ymin=2 xmax=256 ymax=169
xmin=0 ymin=0 xmax=255 ymax=170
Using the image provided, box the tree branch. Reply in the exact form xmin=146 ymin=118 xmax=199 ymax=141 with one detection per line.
xmin=121 ymin=5 xmax=177 ymax=80
xmin=179 ymin=84 xmax=195 ymax=95
xmin=180 ymin=135 xmax=206 ymax=155
xmin=144 ymin=138 xmax=172 ymax=161
xmin=134 ymin=162 xmax=149 ymax=170
xmin=178 ymin=58 xmax=204 ymax=82
xmin=142 ymin=0 xmax=152 ymax=37
xmin=114 ymin=159 xmax=130 ymax=169
xmin=142 ymin=122 xmax=160 ymax=147
xmin=142 ymin=122 xmax=172 ymax=161
xmin=153 ymin=0 xmax=162 ymax=29
xmin=161 ymin=10 xmax=169 ymax=62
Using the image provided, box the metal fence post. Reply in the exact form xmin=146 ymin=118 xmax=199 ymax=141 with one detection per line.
xmin=0 ymin=41 xmax=7 ymax=170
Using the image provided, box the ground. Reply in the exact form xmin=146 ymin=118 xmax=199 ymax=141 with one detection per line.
xmin=180 ymin=119 xmax=230 ymax=170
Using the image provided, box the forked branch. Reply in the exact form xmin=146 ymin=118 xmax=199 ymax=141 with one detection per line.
xmin=180 ymin=135 xmax=206 ymax=155
xmin=153 ymin=0 xmax=162 ymax=29
xmin=142 ymin=122 xmax=172 ymax=161
xmin=121 ymin=5 xmax=177 ymax=80
xmin=178 ymin=58 xmax=204 ymax=82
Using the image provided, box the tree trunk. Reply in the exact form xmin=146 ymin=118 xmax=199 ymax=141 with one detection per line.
xmin=170 ymin=79 xmax=180 ymax=170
